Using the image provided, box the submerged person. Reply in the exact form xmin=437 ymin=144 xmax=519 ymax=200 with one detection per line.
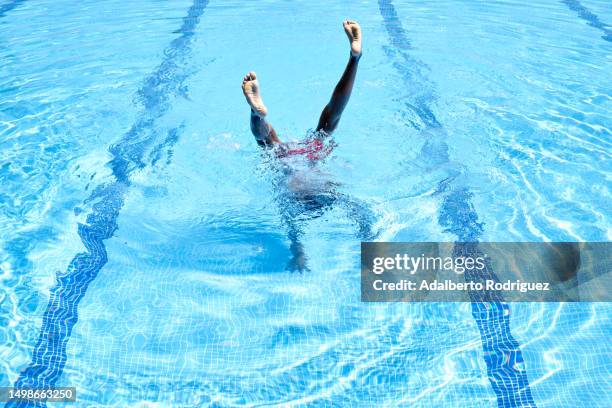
xmin=241 ymin=20 xmax=374 ymax=271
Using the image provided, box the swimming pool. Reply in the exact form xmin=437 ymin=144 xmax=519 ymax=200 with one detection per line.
xmin=1 ymin=0 xmax=610 ymax=406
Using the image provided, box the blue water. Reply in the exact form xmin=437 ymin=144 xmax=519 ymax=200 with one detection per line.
xmin=1 ymin=0 xmax=610 ymax=407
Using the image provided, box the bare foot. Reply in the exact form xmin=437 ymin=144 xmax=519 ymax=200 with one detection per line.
xmin=343 ymin=20 xmax=362 ymax=57
xmin=242 ymin=71 xmax=268 ymax=117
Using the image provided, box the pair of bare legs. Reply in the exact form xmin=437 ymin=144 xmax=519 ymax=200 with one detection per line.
xmin=242 ymin=20 xmax=362 ymax=146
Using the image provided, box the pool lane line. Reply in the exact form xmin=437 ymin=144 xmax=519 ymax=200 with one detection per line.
xmin=562 ymin=0 xmax=612 ymax=42
xmin=377 ymin=0 xmax=441 ymax=130
xmin=437 ymin=190 xmax=536 ymax=408
xmin=377 ymin=1 xmax=537 ymax=407
xmin=0 ymin=0 xmax=26 ymax=19
xmin=5 ymin=1 xmax=209 ymax=407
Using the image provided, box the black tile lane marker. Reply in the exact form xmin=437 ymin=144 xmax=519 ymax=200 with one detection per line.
xmin=0 ymin=0 xmax=26 ymax=18
xmin=5 ymin=1 xmax=209 ymax=407
xmin=377 ymin=1 xmax=537 ymax=407
xmin=562 ymin=0 xmax=612 ymax=42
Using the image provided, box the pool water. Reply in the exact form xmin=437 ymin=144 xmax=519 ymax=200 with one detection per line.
xmin=1 ymin=0 xmax=610 ymax=406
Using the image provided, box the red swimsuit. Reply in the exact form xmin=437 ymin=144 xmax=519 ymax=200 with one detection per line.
xmin=277 ymin=137 xmax=335 ymax=161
